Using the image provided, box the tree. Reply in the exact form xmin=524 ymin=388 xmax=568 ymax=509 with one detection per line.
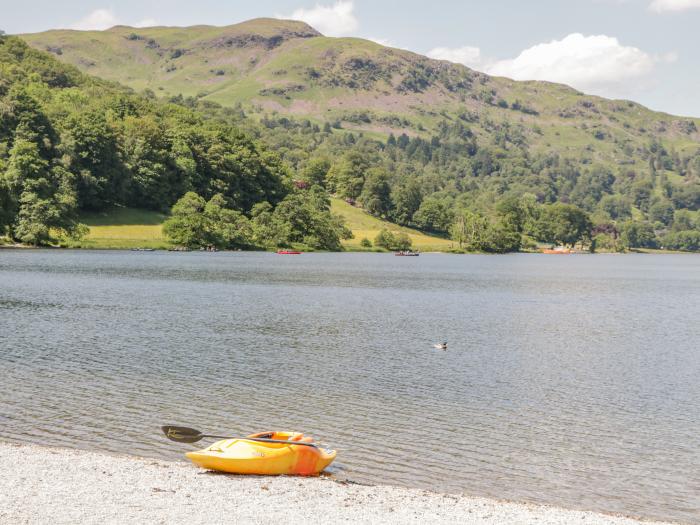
xmin=413 ymin=197 xmax=454 ymax=233
xmin=374 ymin=229 xmax=396 ymax=250
xmin=648 ymin=199 xmax=674 ymax=226
xmin=662 ymin=230 xmax=700 ymax=251
xmin=326 ymin=151 xmax=369 ymax=199
xmin=393 ymin=232 xmax=412 ymax=251
xmin=360 ymin=168 xmax=392 ymax=217
xmin=620 ymin=220 xmax=657 ymax=249
xmin=163 ymin=192 xmax=253 ymax=249
xmin=534 ymin=203 xmax=592 ymax=247
xmin=203 ymin=193 xmax=252 ymax=248
xmin=390 ymin=180 xmax=422 ymax=226
xmin=251 ymin=201 xmax=289 ymax=248
xmin=260 ymin=187 xmax=352 ymax=250
xmin=483 ymin=219 xmax=521 ymax=253
xmin=374 ymin=229 xmax=412 ymax=251
xmin=162 ymin=192 xmax=210 ymax=248
xmin=450 ymin=210 xmax=488 ymax=251
xmin=599 ymin=195 xmax=632 ymax=221
xmin=301 ymin=157 xmax=331 ymax=187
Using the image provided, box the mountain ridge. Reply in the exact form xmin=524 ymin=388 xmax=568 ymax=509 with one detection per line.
xmin=20 ymin=19 xmax=700 ymax=171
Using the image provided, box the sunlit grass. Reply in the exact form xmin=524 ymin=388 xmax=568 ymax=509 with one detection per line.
xmin=64 ymin=207 xmax=171 ymax=249
xmin=331 ymin=198 xmax=453 ymax=251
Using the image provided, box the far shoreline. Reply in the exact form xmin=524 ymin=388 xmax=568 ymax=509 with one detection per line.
xmin=1 ymin=243 xmax=697 ymax=255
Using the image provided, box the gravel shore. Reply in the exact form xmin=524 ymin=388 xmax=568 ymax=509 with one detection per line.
xmin=0 ymin=442 xmax=671 ymax=525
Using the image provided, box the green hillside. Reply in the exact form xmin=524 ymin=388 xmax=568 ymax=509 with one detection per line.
xmin=21 ymin=18 xmax=700 ymax=169
xmin=8 ymin=20 xmax=700 ymax=252
xmin=330 ymin=198 xmax=452 ymax=251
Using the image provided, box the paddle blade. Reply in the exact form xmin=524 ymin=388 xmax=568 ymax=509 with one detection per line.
xmin=162 ymin=425 xmax=204 ymax=443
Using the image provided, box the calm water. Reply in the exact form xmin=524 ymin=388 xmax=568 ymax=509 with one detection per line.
xmin=1 ymin=251 xmax=699 ymax=522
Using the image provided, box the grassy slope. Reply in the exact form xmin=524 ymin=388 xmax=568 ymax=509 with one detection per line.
xmin=21 ymin=19 xmax=700 ymax=173
xmin=331 ymin=198 xmax=452 ymax=251
xmin=67 ymin=201 xmax=450 ymax=251
xmin=66 ymin=208 xmax=169 ymax=249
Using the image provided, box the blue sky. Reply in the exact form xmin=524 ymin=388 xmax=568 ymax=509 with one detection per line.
xmin=1 ymin=0 xmax=698 ymax=117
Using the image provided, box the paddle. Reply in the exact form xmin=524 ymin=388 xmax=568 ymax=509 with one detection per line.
xmin=161 ymin=425 xmax=319 ymax=448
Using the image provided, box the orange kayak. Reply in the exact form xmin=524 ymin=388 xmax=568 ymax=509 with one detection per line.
xmin=185 ymin=431 xmax=336 ymax=476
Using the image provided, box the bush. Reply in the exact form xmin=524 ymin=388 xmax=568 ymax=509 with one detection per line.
xmin=374 ymin=229 xmax=412 ymax=251
xmin=374 ymin=229 xmax=396 ymax=250
xmin=360 ymin=237 xmax=372 ymax=248
xmin=620 ymin=221 xmax=658 ymax=249
xmin=662 ymin=230 xmax=700 ymax=251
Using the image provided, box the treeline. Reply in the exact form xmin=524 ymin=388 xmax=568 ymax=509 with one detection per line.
xmin=0 ymin=36 xmax=349 ymax=249
xmin=3 ymin=34 xmax=699 ymax=252
xmin=163 ymin=187 xmax=351 ymax=250
xmin=207 ymin=108 xmax=700 ymax=252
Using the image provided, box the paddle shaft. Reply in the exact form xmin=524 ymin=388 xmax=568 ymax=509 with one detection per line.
xmin=202 ymin=435 xmax=319 ymax=448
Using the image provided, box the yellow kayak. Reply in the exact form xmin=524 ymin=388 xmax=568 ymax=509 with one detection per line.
xmin=185 ymin=431 xmax=336 ymax=476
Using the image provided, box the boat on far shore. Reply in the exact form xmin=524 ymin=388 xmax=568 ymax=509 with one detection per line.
xmin=277 ymin=250 xmax=302 ymax=255
xmin=395 ymin=251 xmax=420 ymax=256
xmin=541 ymin=247 xmax=572 ymax=254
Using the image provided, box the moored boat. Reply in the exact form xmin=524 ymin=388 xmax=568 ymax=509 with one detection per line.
xmin=395 ymin=251 xmax=419 ymax=256
xmin=185 ymin=431 xmax=336 ymax=476
xmin=541 ymin=247 xmax=571 ymax=254
xmin=277 ymin=250 xmax=302 ymax=255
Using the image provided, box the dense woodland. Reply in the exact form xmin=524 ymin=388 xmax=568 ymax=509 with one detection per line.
xmin=0 ymin=36 xmax=348 ymax=250
xmin=2 ymin=33 xmax=700 ymax=251
xmin=169 ymin=93 xmax=700 ymax=251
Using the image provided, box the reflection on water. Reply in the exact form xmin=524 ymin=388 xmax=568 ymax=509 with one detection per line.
xmin=1 ymin=250 xmax=699 ymax=523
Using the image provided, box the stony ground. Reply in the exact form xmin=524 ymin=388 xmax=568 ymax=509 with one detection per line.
xmin=0 ymin=442 xmax=672 ymax=525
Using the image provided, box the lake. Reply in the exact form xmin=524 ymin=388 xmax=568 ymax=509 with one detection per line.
xmin=1 ymin=250 xmax=699 ymax=523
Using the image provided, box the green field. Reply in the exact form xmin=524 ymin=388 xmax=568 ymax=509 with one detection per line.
xmin=65 ymin=207 xmax=170 ymax=249
xmin=331 ymin=199 xmax=453 ymax=251
xmin=64 ymin=201 xmax=451 ymax=251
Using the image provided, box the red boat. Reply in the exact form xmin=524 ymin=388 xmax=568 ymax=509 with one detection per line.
xmin=277 ymin=250 xmax=302 ymax=255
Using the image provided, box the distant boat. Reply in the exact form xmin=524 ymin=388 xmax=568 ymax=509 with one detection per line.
xmin=433 ymin=342 xmax=447 ymax=350
xmin=395 ymin=251 xmax=419 ymax=256
xmin=277 ymin=250 xmax=302 ymax=255
xmin=541 ymin=247 xmax=571 ymax=254
xmin=131 ymin=248 xmax=155 ymax=252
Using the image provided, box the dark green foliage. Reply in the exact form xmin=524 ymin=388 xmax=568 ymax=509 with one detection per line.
xmin=0 ymin=36 xmax=291 ymax=245
xmin=413 ymin=197 xmax=454 ymax=233
xmin=360 ymin=168 xmax=392 ymax=217
xmin=620 ymin=221 xmax=658 ymax=249
xmin=374 ymin=229 xmax=412 ymax=251
xmin=262 ymin=186 xmax=352 ymax=251
xmin=662 ymin=230 xmax=700 ymax=251
xmin=163 ymin=192 xmax=252 ymax=249
xmin=534 ymin=203 xmax=593 ymax=247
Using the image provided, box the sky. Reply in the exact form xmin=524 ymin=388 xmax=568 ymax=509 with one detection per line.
xmin=1 ymin=0 xmax=698 ymax=117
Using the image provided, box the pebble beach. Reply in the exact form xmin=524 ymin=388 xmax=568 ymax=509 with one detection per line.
xmin=0 ymin=442 xmax=674 ymax=525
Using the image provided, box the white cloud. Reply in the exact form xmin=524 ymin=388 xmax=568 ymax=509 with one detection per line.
xmin=280 ymin=1 xmax=358 ymax=36
xmin=134 ymin=18 xmax=159 ymax=28
xmin=428 ymin=34 xmax=677 ymax=98
xmin=649 ymin=0 xmax=700 ymax=12
xmin=71 ymin=8 xmax=120 ymax=31
xmin=427 ymin=46 xmax=485 ymax=69
xmin=487 ymin=34 xmax=657 ymax=95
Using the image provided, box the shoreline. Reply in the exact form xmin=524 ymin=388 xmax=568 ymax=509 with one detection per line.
xmin=0 ymin=441 xmax=674 ymax=525
xmin=1 ymin=244 xmax=698 ymax=255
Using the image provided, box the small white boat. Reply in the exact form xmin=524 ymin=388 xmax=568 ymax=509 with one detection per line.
xmin=433 ymin=343 xmax=448 ymax=350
